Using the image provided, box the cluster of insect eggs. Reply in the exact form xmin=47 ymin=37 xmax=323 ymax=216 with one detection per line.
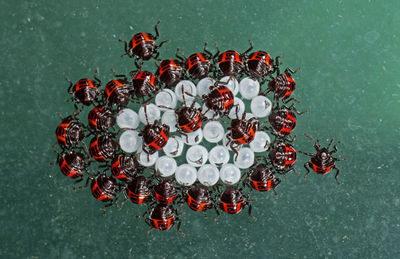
xmin=117 ymin=76 xmax=272 ymax=186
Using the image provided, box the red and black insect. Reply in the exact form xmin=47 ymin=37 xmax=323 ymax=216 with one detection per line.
xmin=90 ymin=173 xmax=119 ymax=215
xmin=55 ymin=115 xmax=85 ymax=149
xmin=66 ymin=69 xmax=101 ymax=111
xmin=264 ymin=68 xmax=298 ymax=103
xmin=89 ymin=135 xmax=116 ymax=162
xmin=176 ymin=104 xmax=203 ymax=133
xmin=176 ymin=43 xmax=213 ymax=80
xmin=269 ymin=142 xmax=297 ymax=175
xmin=56 ymin=151 xmax=87 ymax=187
xmin=120 ymin=21 xmax=168 ymax=67
xmin=140 ymin=106 xmax=170 ymax=154
xmin=104 ymin=73 xmax=131 ymax=108
xmin=226 ymin=111 xmax=259 ymax=157
xmin=166 ymin=87 xmax=205 ymax=141
xmin=300 ymin=134 xmax=345 ymax=185
xmin=247 ymin=164 xmax=281 ymax=194
xmin=141 ymin=121 xmax=170 ymax=154
xmin=213 ymin=40 xmax=253 ymax=78
xmin=125 ymin=176 xmax=151 ymax=204
xmin=216 ymin=186 xmax=256 ymax=221
xmin=176 ymin=104 xmax=203 ymax=135
xmin=130 ymin=70 xmax=159 ymax=101
xmin=202 ymin=84 xmax=234 ymax=117
xmin=269 ymin=109 xmax=296 ymax=137
xmin=246 ymin=51 xmax=279 ymax=80
xmin=185 ymin=184 xmax=212 ymax=212
xmin=111 ymin=154 xmax=139 ymax=182
xmin=268 ymin=103 xmax=304 ymax=139
xmin=146 ymin=204 xmax=183 ymax=235
xmin=153 ymin=179 xmax=178 ymax=205
xmin=156 ymin=59 xmax=183 ymax=88
xmin=88 ymin=106 xmax=115 ymax=132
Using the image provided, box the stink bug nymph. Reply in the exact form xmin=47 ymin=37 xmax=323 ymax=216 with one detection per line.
xmin=300 ymin=134 xmax=345 ymax=185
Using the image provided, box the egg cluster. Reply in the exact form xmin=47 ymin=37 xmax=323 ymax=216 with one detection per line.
xmin=53 ymin=21 xmax=343 ymax=235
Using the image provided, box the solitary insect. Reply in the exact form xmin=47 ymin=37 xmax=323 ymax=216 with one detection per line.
xmin=300 ymin=134 xmax=345 ymax=185
xmin=120 ymin=21 xmax=169 ymax=67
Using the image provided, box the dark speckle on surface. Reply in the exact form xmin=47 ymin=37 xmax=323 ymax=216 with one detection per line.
xmin=0 ymin=0 xmax=399 ymax=258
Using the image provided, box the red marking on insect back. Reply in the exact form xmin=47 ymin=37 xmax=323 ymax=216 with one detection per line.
xmin=235 ymin=124 xmax=256 ymax=144
xmin=146 ymin=128 xmax=168 ymax=150
xmin=179 ymin=114 xmax=202 ymax=133
xmin=56 ymin=121 xmax=72 ymax=144
xmin=220 ymin=200 xmax=244 ymax=214
xmin=219 ymin=51 xmax=242 ymax=64
xmin=284 ymin=145 xmax=296 ymax=167
xmin=60 ymin=157 xmax=82 ymax=178
xmin=111 ymin=156 xmax=127 ymax=180
xmin=105 ymin=80 xmax=126 ymax=101
xmin=130 ymin=33 xmax=154 ymax=51
xmin=187 ymin=53 xmax=208 ymax=72
xmin=187 ymin=193 xmax=209 ymax=212
xmin=74 ymin=79 xmax=97 ymax=92
xmin=150 ymin=217 xmax=175 ymax=230
xmin=311 ymin=162 xmax=333 ymax=174
xmin=216 ymin=87 xmax=234 ymax=111
xmin=250 ymin=178 xmax=274 ymax=191
xmin=88 ymin=107 xmax=102 ymax=130
xmin=278 ymin=111 xmax=296 ymax=135
xmin=248 ymin=51 xmax=272 ymax=67
xmin=283 ymin=74 xmax=295 ymax=99
xmin=91 ymin=180 xmax=111 ymax=201
xmin=134 ymin=71 xmax=157 ymax=88
xmin=158 ymin=60 xmax=181 ymax=78
xmin=127 ymin=190 xmax=149 ymax=204
xmin=89 ymin=137 xmax=106 ymax=161
xmin=153 ymin=190 xmax=177 ymax=204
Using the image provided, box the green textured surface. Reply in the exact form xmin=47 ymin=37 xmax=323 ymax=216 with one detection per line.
xmin=1 ymin=0 xmax=399 ymax=258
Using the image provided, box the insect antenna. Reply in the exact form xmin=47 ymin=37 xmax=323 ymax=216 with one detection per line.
xmin=144 ymin=104 xmax=149 ymax=124
xmin=327 ymin=138 xmax=334 ymax=150
xmin=304 ymin=133 xmax=320 ymax=151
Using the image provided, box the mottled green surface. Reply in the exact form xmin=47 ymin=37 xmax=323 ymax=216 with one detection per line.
xmin=1 ymin=0 xmax=399 ymax=258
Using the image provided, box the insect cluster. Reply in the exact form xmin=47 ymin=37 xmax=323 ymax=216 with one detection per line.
xmin=53 ymin=21 xmax=345 ymax=235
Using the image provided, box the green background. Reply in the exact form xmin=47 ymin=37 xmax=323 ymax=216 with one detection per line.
xmin=1 ymin=0 xmax=399 ymax=258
